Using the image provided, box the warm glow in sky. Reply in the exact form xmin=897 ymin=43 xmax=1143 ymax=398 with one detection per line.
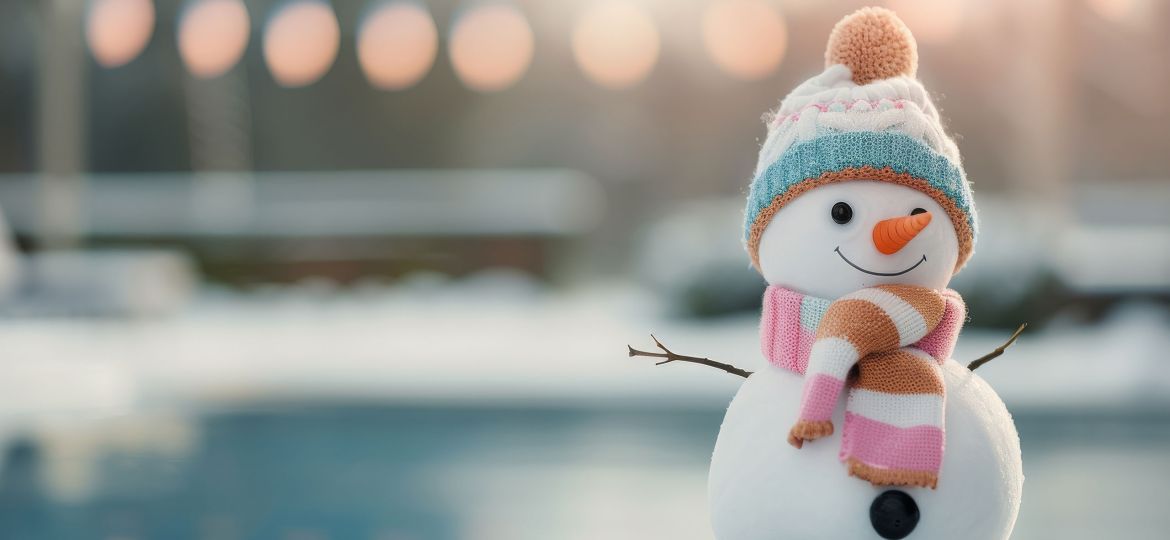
xmin=572 ymin=0 xmax=660 ymax=89
xmin=86 ymin=0 xmax=156 ymax=68
xmin=263 ymin=0 xmax=341 ymax=88
xmin=702 ymin=0 xmax=787 ymax=81
xmin=1086 ymin=0 xmax=1140 ymax=23
xmin=449 ymin=4 xmax=535 ymax=92
xmin=884 ymin=0 xmax=963 ymax=44
xmin=178 ymin=0 xmax=251 ymax=78
xmin=358 ymin=2 xmax=439 ymax=90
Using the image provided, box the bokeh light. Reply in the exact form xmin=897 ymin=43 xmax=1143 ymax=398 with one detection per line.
xmin=357 ymin=1 xmax=438 ymax=90
xmin=1086 ymin=0 xmax=1138 ymax=23
xmin=263 ymin=0 xmax=341 ymax=88
xmin=884 ymin=0 xmax=962 ymax=44
xmin=86 ymin=0 xmax=156 ymax=68
xmin=448 ymin=3 xmax=535 ymax=92
xmin=702 ymin=0 xmax=787 ymax=81
xmin=571 ymin=0 xmax=660 ymax=89
xmin=177 ymin=0 xmax=251 ymax=78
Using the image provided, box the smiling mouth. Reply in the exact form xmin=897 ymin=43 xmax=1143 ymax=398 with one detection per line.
xmin=834 ymin=247 xmax=927 ymax=277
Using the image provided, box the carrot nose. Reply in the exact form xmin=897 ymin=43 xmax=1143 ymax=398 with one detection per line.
xmin=872 ymin=211 xmax=932 ymax=254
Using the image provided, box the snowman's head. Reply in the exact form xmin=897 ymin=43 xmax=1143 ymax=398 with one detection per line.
xmin=757 ymin=181 xmax=959 ymax=299
xmin=743 ymin=7 xmax=978 ymax=293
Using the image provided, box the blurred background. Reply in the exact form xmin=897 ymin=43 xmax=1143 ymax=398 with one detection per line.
xmin=0 ymin=0 xmax=1168 ymax=538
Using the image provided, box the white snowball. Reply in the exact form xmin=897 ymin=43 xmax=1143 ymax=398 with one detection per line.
xmin=709 ymin=360 xmax=1022 ymax=539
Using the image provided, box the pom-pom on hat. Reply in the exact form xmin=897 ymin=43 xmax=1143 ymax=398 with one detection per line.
xmin=825 ymin=6 xmax=917 ymax=85
xmin=744 ymin=7 xmax=976 ymax=273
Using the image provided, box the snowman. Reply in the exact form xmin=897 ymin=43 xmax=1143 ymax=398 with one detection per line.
xmin=634 ymin=8 xmax=1023 ymax=539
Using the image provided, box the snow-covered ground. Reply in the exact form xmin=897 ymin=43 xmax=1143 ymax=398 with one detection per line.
xmin=1 ymin=277 xmax=1167 ymax=418
xmin=0 ymin=277 xmax=1168 ymax=538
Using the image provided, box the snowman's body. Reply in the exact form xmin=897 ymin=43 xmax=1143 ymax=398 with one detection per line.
xmin=706 ymin=179 xmax=1026 ymax=538
xmin=709 ymin=360 xmax=1022 ymax=540
xmin=691 ymin=7 xmax=1024 ymax=538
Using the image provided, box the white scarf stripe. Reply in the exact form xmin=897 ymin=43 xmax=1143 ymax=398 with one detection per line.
xmin=847 ymin=389 xmax=945 ymax=428
xmin=804 ymin=337 xmax=859 ymax=379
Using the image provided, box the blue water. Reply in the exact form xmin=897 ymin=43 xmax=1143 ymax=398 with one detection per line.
xmin=0 ymin=405 xmax=1167 ymax=539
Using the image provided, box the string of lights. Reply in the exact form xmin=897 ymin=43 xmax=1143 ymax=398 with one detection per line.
xmin=85 ymin=0 xmax=798 ymax=91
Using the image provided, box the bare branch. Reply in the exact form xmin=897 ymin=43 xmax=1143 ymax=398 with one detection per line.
xmin=630 ymin=322 xmax=1025 ymax=379
xmin=967 ymin=323 xmax=1027 ymax=371
xmin=628 ymin=334 xmax=753 ymax=378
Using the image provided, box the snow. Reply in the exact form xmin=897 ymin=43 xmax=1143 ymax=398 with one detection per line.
xmin=0 ymin=277 xmax=1165 ymax=537
xmin=957 ymin=302 xmax=1170 ymax=410
xmin=0 ymin=278 xmax=1166 ymax=424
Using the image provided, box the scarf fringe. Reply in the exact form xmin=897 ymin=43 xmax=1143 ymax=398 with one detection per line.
xmin=788 ymin=420 xmax=834 ymax=448
xmin=846 ymin=458 xmax=939 ymax=490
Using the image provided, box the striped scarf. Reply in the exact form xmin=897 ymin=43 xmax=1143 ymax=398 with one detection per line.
xmin=760 ymin=285 xmax=965 ymax=489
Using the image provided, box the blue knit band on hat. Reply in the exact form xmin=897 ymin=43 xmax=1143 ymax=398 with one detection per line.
xmin=745 ymin=131 xmax=976 ymax=242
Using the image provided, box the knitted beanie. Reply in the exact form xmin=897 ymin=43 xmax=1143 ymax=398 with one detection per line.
xmin=744 ymin=7 xmax=976 ymax=273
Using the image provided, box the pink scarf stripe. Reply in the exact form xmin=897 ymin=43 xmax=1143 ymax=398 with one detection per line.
xmin=761 ymin=287 xmax=818 ymax=373
xmin=759 ymin=286 xmax=782 ymax=366
xmin=799 ymin=374 xmax=846 ymax=422
xmin=915 ymin=292 xmax=965 ymax=362
xmin=840 ymin=412 xmax=944 ymax=473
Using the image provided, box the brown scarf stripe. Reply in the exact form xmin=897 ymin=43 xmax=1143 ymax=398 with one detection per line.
xmin=880 ymin=285 xmax=947 ymax=330
xmin=854 ymin=349 xmax=945 ymax=395
xmin=815 ymin=299 xmax=900 ymax=354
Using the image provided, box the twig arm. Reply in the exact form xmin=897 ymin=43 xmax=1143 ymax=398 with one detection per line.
xmin=629 ymin=320 xmax=1024 ymax=378
xmin=967 ymin=323 xmax=1027 ymax=371
xmin=628 ymin=334 xmax=753 ymax=378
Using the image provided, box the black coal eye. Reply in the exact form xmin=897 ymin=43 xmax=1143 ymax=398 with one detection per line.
xmin=910 ymin=208 xmax=927 ymax=216
xmin=831 ymin=202 xmax=853 ymax=224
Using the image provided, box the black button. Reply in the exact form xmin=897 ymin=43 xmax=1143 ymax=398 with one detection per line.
xmin=910 ymin=208 xmax=927 ymax=215
xmin=870 ymin=490 xmax=920 ymax=539
xmin=831 ymin=202 xmax=853 ymax=224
